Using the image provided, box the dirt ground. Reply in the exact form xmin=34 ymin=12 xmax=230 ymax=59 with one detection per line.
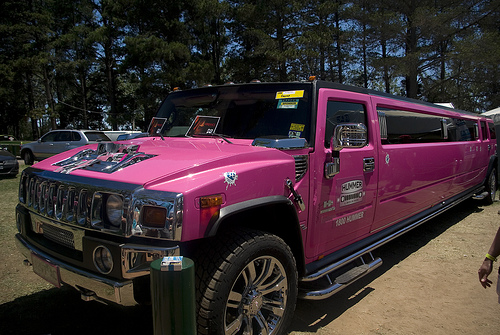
xmin=290 ymin=198 xmax=500 ymax=335
xmin=1 ymin=170 xmax=500 ymax=334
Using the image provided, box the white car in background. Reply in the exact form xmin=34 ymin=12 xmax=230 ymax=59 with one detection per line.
xmin=20 ymin=129 xmax=111 ymax=165
xmin=103 ymin=130 xmax=142 ymax=141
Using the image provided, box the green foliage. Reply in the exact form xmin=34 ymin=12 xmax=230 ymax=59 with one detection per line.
xmin=1 ymin=0 xmax=499 ymax=139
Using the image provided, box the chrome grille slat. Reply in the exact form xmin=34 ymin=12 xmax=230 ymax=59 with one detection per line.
xmin=77 ymin=189 xmax=89 ymax=226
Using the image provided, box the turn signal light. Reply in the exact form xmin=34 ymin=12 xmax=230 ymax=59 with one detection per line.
xmin=200 ymin=194 xmax=223 ymax=208
xmin=200 ymin=194 xmax=223 ymax=226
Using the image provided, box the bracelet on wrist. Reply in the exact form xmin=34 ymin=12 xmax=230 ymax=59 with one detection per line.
xmin=486 ymin=253 xmax=497 ymax=262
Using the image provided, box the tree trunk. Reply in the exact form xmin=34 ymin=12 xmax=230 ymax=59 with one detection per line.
xmin=43 ymin=66 xmax=57 ymax=129
xmin=25 ymin=71 xmax=39 ymax=140
xmin=405 ymin=24 xmax=418 ymax=98
xmin=104 ymin=39 xmax=118 ymax=130
xmin=381 ymin=40 xmax=390 ymax=93
xmin=80 ymin=69 xmax=89 ymax=129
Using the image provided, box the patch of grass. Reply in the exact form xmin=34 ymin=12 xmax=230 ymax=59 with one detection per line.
xmin=0 ymin=166 xmax=53 ymax=304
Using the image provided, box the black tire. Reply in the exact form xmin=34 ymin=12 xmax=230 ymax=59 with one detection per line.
xmin=484 ymin=168 xmax=497 ymax=205
xmin=22 ymin=150 xmax=34 ymax=165
xmin=194 ymin=229 xmax=298 ymax=335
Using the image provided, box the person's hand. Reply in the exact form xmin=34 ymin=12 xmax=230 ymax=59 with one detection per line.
xmin=478 ymin=259 xmax=494 ymax=288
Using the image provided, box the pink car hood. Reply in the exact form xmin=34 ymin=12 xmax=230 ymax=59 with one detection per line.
xmin=32 ymin=137 xmax=295 ymax=188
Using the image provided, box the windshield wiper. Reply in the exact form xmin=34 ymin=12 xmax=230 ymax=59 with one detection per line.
xmin=192 ymin=133 xmax=233 ymax=144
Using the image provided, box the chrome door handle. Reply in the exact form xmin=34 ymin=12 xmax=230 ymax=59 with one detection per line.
xmin=363 ymin=157 xmax=375 ymax=172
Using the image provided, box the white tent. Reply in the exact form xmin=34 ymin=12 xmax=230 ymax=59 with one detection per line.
xmin=483 ymin=107 xmax=500 ymax=124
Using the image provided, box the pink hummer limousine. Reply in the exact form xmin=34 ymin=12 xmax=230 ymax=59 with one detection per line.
xmin=15 ymin=80 xmax=497 ymax=334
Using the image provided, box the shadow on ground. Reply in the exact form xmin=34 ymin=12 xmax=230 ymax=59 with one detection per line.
xmin=0 ymin=286 xmax=153 ymax=335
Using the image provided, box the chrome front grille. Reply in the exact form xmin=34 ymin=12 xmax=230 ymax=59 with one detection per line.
xmin=21 ymin=173 xmax=92 ymax=227
xmin=19 ymin=168 xmax=183 ymax=242
xmin=42 ymin=223 xmax=75 ymax=249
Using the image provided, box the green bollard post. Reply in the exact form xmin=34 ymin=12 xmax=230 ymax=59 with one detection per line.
xmin=150 ymin=256 xmax=196 ymax=335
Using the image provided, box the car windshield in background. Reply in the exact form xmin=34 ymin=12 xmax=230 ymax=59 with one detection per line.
xmin=153 ymin=83 xmax=312 ymax=142
xmin=85 ymin=132 xmax=110 ymax=141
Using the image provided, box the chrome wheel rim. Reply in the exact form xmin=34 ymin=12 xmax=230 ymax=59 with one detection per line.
xmin=224 ymin=255 xmax=288 ymax=335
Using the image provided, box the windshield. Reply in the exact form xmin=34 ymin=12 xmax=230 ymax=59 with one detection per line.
xmin=152 ymin=83 xmax=312 ymax=143
xmin=85 ymin=132 xmax=111 ymax=141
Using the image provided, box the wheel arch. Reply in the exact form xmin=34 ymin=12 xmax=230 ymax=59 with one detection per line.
xmin=20 ymin=148 xmax=34 ymax=164
xmin=205 ymin=196 xmax=306 ymax=277
xmin=487 ymin=154 xmax=498 ymax=184
xmin=20 ymin=148 xmax=31 ymax=156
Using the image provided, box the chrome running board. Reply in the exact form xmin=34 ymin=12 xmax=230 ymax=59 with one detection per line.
xmin=299 ymin=252 xmax=382 ymax=300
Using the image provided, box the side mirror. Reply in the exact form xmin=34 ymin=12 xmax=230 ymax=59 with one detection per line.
xmin=325 ymin=123 xmax=367 ymax=179
xmin=331 ymin=123 xmax=368 ymax=151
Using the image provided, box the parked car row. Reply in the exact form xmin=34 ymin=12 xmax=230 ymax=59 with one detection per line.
xmin=20 ymin=130 xmax=111 ymax=165
xmin=4 ymin=129 xmax=147 ymax=167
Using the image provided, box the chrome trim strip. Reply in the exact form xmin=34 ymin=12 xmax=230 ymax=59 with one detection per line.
xmin=15 ymin=233 xmax=136 ymax=306
xmin=30 ymin=213 xmax=84 ymax=251
xmin=121 ymin=243 xmax=179 ymax=279
xmin=129 ymin=188 xmax=183 ymax=241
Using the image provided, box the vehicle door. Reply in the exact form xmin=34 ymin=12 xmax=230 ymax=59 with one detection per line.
xmin=306 ymin=89 xmax=379 ymax=259
xmin=49 ymin=130 xmax=76 ymax=156
xmin=35 ymin=131 xmax=60 ymax=159
xmin=67 ymin=131 xmax=84 ymax=150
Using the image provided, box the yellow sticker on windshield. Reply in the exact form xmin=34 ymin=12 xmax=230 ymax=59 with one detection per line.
xmin=290 ymin=123 xmax=305 ymax=131
xmin=276 ymin=90 xmax=304 ymax=99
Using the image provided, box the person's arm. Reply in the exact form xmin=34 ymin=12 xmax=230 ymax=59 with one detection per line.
xmin=479 ymin=226 xmax=500 ymax=288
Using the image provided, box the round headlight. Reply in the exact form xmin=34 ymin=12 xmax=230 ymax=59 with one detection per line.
xmin=106 ymin=194 xmax=123 ymax=227
xmin=93 ymin=245 xmax=113 ymax=274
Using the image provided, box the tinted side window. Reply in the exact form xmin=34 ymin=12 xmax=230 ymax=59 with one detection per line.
xmin=481 ymin=121 xmax=488 ymax=140
xmin=489 ymin=122 xmax=496 ymax=139
xmin=378 ymin=107 xmax=479 ymax=144
xmin=71 ymin=132 xmax=82 ymax=141
xmin=447 ymin=119 xmax=476 ymax=141
xmin=378 ymin=108 xmax=446 ymax=144
xmin=325 ymin=101 xmax=366 ymax=147
xmin=56 ymin=131 xmax=72 ymax=141
xmin=41 ymin=132 xmax=58 ymax=142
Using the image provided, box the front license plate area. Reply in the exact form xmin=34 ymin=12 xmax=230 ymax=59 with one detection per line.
xmin=31 ymin=253 xmax=61 ymax=288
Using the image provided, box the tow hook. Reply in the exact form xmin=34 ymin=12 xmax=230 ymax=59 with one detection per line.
xmin=286 ymin=179 xmax=306 ymax=212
